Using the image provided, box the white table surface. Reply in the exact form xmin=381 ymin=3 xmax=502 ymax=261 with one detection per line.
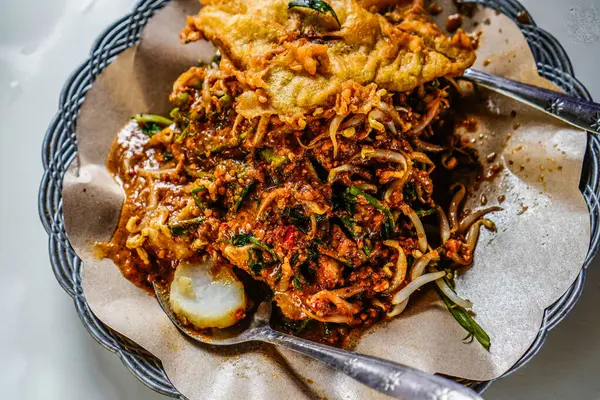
xmin=1 ymin=0 xmax=599 ymax=399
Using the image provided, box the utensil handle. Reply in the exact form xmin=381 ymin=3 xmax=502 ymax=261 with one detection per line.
xmin=463 ymin=68 xmax=600 ymax=133
xmin=255 ymin=326 xmax=481 ymax=400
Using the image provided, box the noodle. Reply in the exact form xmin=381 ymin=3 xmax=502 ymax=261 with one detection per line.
xmin=448 ymin=183 xmax=466 ymax=232
xmin=383 ymin=240 xmax=408 ymax=293
xmin=410 ymin=250 xmax=440 ymax=280
xmin=392 ymin=271 xmax=446 ymax=305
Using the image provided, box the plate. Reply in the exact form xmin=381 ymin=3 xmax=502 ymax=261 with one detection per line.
xmin=38 ymin=0 xmax=600 ymax=396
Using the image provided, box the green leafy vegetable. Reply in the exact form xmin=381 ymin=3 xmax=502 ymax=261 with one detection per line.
xmin=346 ymin=186 xmax=395 ymax=239
xmin=248 ymin=248 xmax=265 ymax=275
xmin=288 ymin=0 xmax=341 ymax=27
xmin=168 ymin=216 xmax=204 ymax=236
xmin=282 ymin=207 xmax=327 ymax=235
xmin=234 ymin=182 xmax=255 ymax=212
xmin=231 ymin=234 xmax=281 ymax=261
xmin=337 ymin=215 xmax=361 ymax=239
xmin=231 ymin=234 xmax=253 ymax=246
xmin=292 ymin=274 xmax=306 ymax=290
xmin=437 ymin=288 xmax=491 ymax=351
xmin=361 ymin=239 xmax=373 ymax=257
xmin=140 ymin=122 xmax=162 ymax=137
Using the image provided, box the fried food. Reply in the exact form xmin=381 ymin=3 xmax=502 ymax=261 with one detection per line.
xmin=180 ymin=0 xmax=475 ymax=121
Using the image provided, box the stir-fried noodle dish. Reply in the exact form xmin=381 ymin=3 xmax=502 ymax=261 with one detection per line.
xmin=98 ymin=0 xmax=499 ymax=349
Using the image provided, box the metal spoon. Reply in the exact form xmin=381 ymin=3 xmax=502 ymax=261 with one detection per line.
xmin=153 ymin=282 xmax=482 ymax=400
xmin=463 ymin=68 xmax=600 ymax=133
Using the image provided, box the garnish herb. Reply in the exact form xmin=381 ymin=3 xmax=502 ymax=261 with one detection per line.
xmin=361 ymin=239 xmax=373 ymax=257
xmin=248 ymin=249 xmax=265 ymax=275
xmin=437 ymin=288 xmax=491 ymax=351
xmin=141 ymin=122 xmax=162 ymax=137
xmin=346 ymin=186 xmax=395 ymax=239
xmin=234 ymin=182 xmax=255 ymax=212
xmin=168 ymin=216 xmax=204 ymax=236
xmin=337 ymin=215 xmax=361 ymax=239
xmin=292 ymin=274 xmax=306 ymax=290
xmin=232 ymin=234 xmax=281 ymax=261
xmin=288 ymin=0 xmax=341 ymax=28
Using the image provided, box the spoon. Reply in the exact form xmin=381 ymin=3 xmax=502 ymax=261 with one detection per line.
xmin=463 ymin=68 xmax=600 ymax=133
xmin=153 ymin=282 xmax=482 ymax=400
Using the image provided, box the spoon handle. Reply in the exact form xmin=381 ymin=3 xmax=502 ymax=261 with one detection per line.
xmin=256 ymin=326 xmax=481 ymax=400
xmin=463 ymin=68 xmax=600 ymax=133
